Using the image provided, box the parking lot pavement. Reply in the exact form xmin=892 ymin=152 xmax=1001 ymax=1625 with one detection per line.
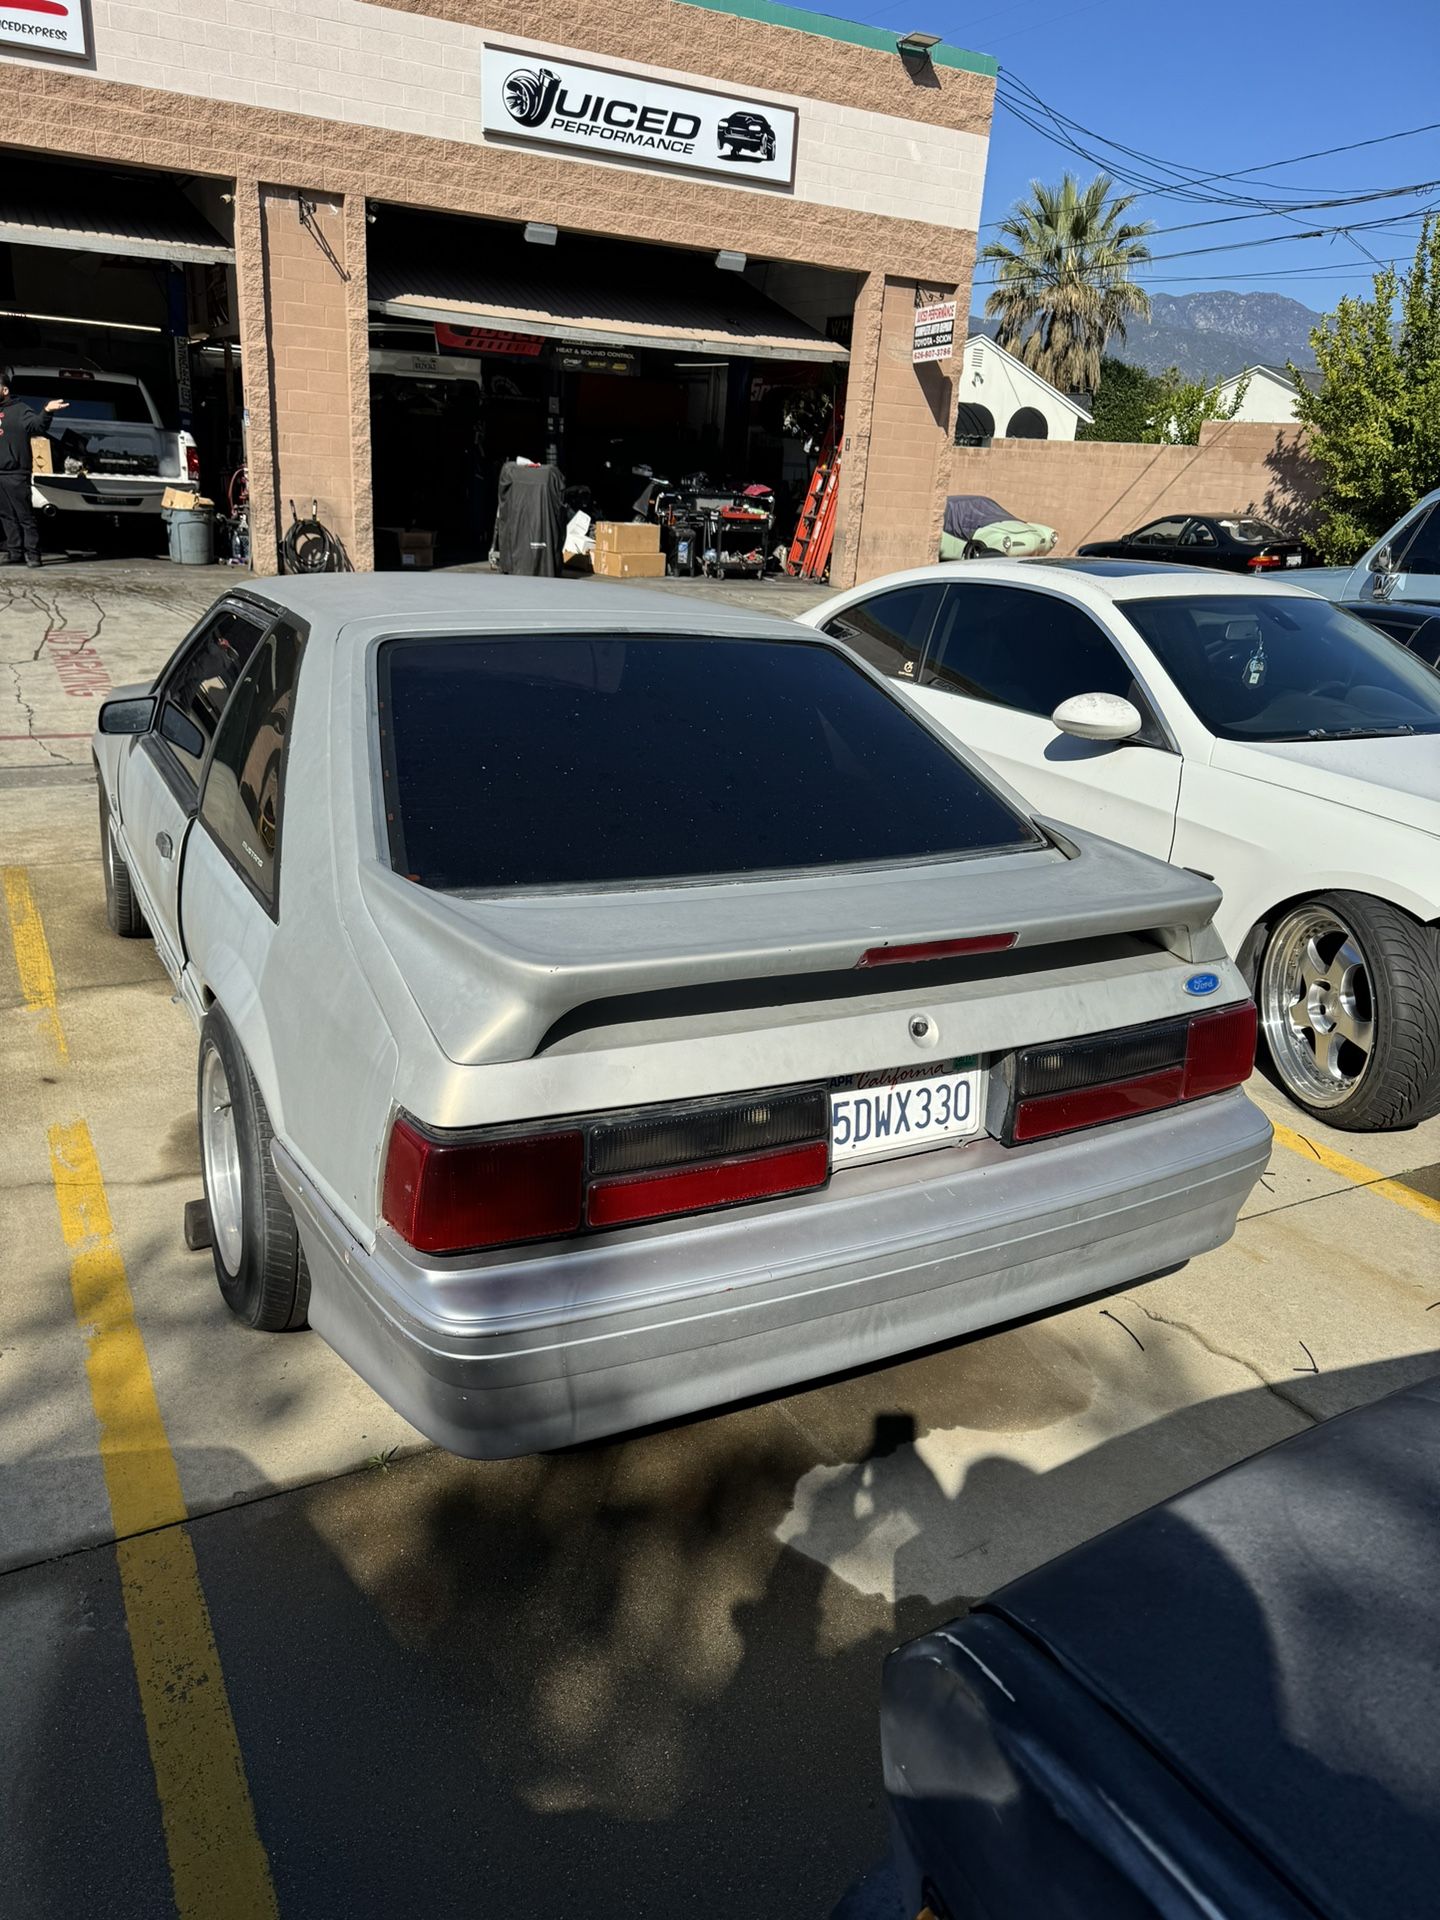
xmin=2 ymin=569 xmax=1437 ymax=1916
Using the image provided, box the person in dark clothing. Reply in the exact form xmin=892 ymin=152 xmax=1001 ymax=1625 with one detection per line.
xmin=0 ymin=368 xmax=68 ymax=567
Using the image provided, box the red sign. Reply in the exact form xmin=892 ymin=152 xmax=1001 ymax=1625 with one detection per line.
xmin=435 ymin=323 xmax=545 ymax=358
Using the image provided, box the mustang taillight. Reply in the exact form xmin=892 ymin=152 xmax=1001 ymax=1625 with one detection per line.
xmin=1010 ymin=1002 xmax=1256 ymax=1144
xmin=382 ymin=1086 xmax=830 ymax=1256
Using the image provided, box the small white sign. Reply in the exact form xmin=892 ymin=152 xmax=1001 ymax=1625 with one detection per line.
xmin=482 ymin=45 xmax=797 ymax=187
xmin=0 ymin=0 xmax=88 ymax=58
xmin=913 ymin=299 xmax=957 ymax=365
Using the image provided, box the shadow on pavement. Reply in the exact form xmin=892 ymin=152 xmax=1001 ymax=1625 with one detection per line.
xmin=4 ymin=1355 xmax=1436 ymax=1918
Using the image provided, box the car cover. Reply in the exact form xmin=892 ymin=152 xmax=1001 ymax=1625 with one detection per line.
xmin=943 ymin=495 xmax=1012 ymax=540
xmin=494 ymin=461 xmax=566 ymax=576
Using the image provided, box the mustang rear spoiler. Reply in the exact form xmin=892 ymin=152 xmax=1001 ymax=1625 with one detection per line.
xmin=357 ymin=824 xmax=1226 ymax=1067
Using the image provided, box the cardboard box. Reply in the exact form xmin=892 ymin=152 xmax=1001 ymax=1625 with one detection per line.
xmin=595 ymin=548 xmax=666 ymax=580
xmin=161 ymin=485 xmax=200 ymax=509
xmin=594 ymin=521 xmax=659 ymax=556
xmin=31 ymin=438 xmax=53 ymax=475
xmin=378 ymin=527 xmax=436 ymax=570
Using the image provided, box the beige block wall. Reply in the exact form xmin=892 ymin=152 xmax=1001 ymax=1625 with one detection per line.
xmin=949 ymin=423 xmax=1319 ymax=557
xmin=847 ymin=275 xmax=959 ymax=583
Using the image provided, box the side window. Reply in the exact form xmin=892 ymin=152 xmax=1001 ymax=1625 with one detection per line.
xmin=822 ymin=584 xmax=941 ymax=680
xmin=922 ymin=585 xmax=1137 ymax=717
xmin=159 ymin=609 xmax=266 ymax=784
xmin=1394 ymin=506 xmax=1440 ymax=574
xmin=1131 ymin=518 xmax=1187 ymax=545
xmin=1180 ymin=519 xmax=1217 ymax=547
xmin=199 ymin=622 xmax=302 ymax=911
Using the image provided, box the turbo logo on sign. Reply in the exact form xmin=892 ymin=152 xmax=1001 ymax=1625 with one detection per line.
xmin=484 ymin=46 xmax=797 ymax=186
xmin=0 ymin=0 xmax=89 ymax=55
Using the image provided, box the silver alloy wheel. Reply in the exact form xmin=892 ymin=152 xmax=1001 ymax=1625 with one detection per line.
xmin=1261 ymin=904 xmax=1376 ymax=1108
xmin=200 ymin=1045 xmax=244 ymax=1277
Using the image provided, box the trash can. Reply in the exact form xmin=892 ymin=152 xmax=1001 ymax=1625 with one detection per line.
xmin=163 ymin=505 xmax=214 ymax=565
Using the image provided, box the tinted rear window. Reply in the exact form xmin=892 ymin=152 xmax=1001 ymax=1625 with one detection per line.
xmin=17 ymin=379 xmax=152 ymax=423
xmin=378 ymin=634 xmax=1040 ymax=891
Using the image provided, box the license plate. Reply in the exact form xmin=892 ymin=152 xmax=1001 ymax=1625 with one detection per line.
xmin=831 ymin=1059 xmax=984 ymax=1167
xmin=1284 ymin=553 xmax=1302 ymax=567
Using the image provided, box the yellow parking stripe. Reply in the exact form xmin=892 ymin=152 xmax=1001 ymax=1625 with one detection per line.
xmin=2 ymin=865 xmax=68 ymax=1060
xmin=1272 ymin=1119 xmax=1440 ymax=1229
xmin=49 ymin=1121 xmax=278 ymax=1918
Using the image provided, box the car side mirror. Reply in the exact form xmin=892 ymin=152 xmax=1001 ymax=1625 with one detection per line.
xmin=159 ymin=703 xmax=206 ymax=761
xmin=97 ymin=695 xmax=155 ymax=736
xmin=1052 ymin=692 xmax=1143 ymax=741
xmin=1370 ymin=546 xmax=1395 ymax=574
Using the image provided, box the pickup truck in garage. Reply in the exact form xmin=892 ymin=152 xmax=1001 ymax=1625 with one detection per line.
xmin=16 ymin=364 xmax=199 ymax=522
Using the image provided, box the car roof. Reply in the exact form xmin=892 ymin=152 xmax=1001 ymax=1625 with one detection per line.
xmin=231 ymin=572 xmax=812 ymax=640
xmin=811 ymin=557 xmax=1326 ymax=613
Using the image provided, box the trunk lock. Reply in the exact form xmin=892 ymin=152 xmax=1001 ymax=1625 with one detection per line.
xmin=909 ymin=1014 xmax=937 ymax=1046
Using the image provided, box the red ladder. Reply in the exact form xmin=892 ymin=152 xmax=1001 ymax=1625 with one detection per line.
xmin=786 ymin=417 xmax=842 ymax=581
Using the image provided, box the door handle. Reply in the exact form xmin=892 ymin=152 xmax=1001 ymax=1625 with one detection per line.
xmin=156 ymin=831 xmax=174 ymax=860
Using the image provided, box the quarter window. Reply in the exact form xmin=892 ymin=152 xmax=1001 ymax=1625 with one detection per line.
xmin=922 ymin=585 xmax=1138 ymax=716
xmin=822 ymin=584 xmax=941 ymax=679
xmin=200 ymin=622 xmax=302 ymax=910
xmin=160 ymin=608 xmax=267 ymax=784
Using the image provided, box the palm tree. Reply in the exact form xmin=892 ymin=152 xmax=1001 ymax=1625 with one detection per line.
xmin=979 ymin=173 xmax=1154 ymax=395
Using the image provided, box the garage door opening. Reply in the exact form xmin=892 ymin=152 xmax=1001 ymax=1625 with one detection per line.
xmin=0 ymin=153 xmax=239 ymax=562
xmin=366 ymin=207 xmax=854 ymax=571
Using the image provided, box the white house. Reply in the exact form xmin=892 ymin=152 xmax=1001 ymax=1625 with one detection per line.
xmin=1213 ymin=365 xmax=1309 ymax=424
xmin=954 ymin=334 xmax=1094 ymax=444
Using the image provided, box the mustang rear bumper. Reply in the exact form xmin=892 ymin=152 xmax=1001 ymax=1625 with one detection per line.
xmin=274 ymin=1090 xmax=1271 ymax=1459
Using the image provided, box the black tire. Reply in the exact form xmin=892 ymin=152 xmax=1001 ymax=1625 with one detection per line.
xmin=197 ymin=1006 xmax=310 ymax=1330
xmin=97 ymin=778 xmax=147 ymax=938
xmin=1258 ymin=891 xmax=1440 ymax=1131
xmin=963 ymin=539 xmax=985 ymax=560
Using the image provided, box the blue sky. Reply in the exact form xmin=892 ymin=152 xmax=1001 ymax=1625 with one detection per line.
xmin=843 ymin=0 xmax=1440 ymax=314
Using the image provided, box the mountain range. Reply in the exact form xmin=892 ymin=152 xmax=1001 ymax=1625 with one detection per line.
xmin=970 ymin=291 xmax=1323 ymax=382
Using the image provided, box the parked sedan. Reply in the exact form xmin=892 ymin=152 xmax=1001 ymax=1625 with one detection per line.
xmin=1338 ymin=597 xmax=1440 ymax=670
xmin=91 ymin=577 xmax=1267 ymax=1457
xmin=1079 ymin=513 xmax=1304 ymax=573
xmin=802 ymin=562 xmax=1440 ymax=1130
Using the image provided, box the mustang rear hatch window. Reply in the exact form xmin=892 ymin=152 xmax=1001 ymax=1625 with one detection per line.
xmin=377 ymin=633 xmax=1042 ymax=890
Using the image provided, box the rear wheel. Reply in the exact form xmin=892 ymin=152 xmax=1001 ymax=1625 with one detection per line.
xmin=97 ymin=781 xmax=146 ymax=938
xmin=1258 ymin=893 xmax=1440 ymax=1130
xmin=197 ymin=1007 xmax=309 ymax=1329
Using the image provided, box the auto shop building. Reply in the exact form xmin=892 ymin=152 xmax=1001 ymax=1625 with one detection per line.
xmin=0 ymin=0 xmax=995 ymax=582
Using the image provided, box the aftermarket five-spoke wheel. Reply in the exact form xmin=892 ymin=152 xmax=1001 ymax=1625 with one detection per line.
xmin=1259 ymin=893 xmax=1440 ymax=1130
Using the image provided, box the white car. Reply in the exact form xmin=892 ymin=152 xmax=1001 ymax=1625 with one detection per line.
xmin=13 ymin=364 xmax=199 ymax=519
xmin=91 ymin=576 xmax=1267 ymax=1458
xmin=802 ymin=560 xmax=1440 ymax=1131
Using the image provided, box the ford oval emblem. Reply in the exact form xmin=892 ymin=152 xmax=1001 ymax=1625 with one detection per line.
xmin=1185 ymin=971 xmax=1221 ymax=997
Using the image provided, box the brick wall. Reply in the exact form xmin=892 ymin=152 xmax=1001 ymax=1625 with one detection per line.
xmin=847 ymin=276 xmax=959 ymax=583
xmin=245 ymin=186 xmax=371 ymax=571
xmin=948 ymin=422 xmax=1319 ymax=557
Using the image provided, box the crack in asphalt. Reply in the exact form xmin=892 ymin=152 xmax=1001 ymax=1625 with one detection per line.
xmin=1117 ymin=1294 xmax=1317 ymax=1423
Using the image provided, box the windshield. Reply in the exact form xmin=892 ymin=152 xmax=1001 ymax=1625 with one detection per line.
xmin=377 ymin=633 xmax=1042 ymax=891
xmin=16 ymin=378 xmax=153 ymax=423
xmin=1122 ymin=594 xmax=1440 ymax=741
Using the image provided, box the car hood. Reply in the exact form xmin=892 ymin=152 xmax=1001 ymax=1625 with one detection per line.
xmin=1213 ymin=733 xmax=1440 ymax=834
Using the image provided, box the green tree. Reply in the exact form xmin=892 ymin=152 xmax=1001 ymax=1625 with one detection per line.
xmin=1140 ymin=369 xmax=1251 ymax=446
xmin=980 ymin=173 xmax=1155 ymax=395
xmin=1078 ymin=357 xmax=1167 ymax=442
xmin=1291 ymin=218 xmax=1440 ymax=562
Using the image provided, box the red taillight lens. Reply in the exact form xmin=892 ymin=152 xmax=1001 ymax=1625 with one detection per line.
xmin=381 ymin=1117 xmax=584 ymax=1254
xmin=186 ymin=444 xmax=201 ymax=482
xmin=1184 ymin=1000 xmax=1258 ymax=1099
xmin=587 ymin=1141 xmax=829 ymax=1228
xmin=1011 ymin=1001 xmax=1256 ymax=1144
xmin=857 ymin=933 xmax=1017 ymax=968
xmin=1246 ymin=553 xmax=1282 ymax=569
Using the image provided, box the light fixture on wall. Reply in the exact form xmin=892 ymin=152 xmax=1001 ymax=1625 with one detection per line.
xmin=524 ymin=221 xmax=558 ymax=246
xmin=897 ymin=28 xmax=941 ymax=65
xmin=715 ymin=249 xmax=746 ymax=273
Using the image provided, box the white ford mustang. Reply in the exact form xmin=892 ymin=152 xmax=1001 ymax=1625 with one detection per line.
xmin=92 ymin=576 xmax=1268 ymax=1457
xmin=803 ymin=560 xmax=1440 ymax=1131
